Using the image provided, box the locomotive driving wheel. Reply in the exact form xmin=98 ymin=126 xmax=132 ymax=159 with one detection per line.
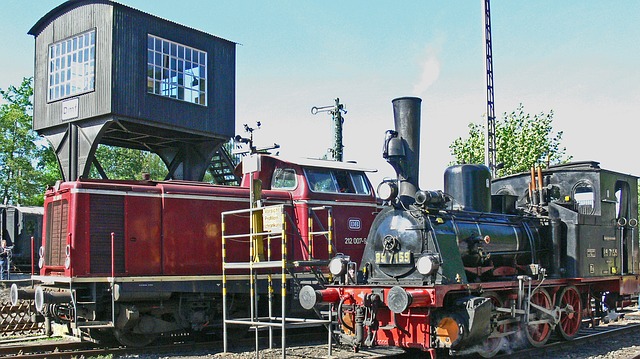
xmin=555 ymin=285 xmax=582 ymax=340
xmin=524 ymin=287 xmax=552 ymax=347
xmin=477 ymin=291 xmax=505 ymax=358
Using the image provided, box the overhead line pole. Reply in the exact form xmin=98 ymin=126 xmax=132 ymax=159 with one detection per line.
xmin=483 ymin=0 xmax=497 ymax=178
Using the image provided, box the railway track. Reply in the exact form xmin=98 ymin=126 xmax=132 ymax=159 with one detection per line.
xmin=492 ymin=316 xmax=640 ymax=359
xmin=0 ymin=328 xmax=384 ymax=358
xmin=2 ymin=310 xmax=640 ymax=358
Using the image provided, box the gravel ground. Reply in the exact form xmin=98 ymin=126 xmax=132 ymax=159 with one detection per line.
xmin=116 ymin=318 xmax=640 ymax=359
xmin=116 ymin=342 xmax=397 ymax=359
xmin=538 ymin=315 xmax=640 ymax=359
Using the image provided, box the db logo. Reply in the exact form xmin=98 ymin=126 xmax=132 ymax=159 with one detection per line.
xmin=348 ymin=218 xmax=361 ymax=231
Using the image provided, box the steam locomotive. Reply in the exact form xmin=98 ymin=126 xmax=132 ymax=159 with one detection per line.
xmin=300 ymin=97 xmax=640 ymax=358
xmin=11 ymin=154 xmax=379 ymax=346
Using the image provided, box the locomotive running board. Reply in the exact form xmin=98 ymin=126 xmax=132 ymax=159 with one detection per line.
xmin=73 ymin=321 xmax=114 ymax=329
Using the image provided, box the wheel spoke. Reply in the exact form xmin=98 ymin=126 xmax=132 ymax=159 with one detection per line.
xmin=556 ymin=286 xmax=582 ymax=340
xmin=525 ymin=288 xmax=552 ymax=347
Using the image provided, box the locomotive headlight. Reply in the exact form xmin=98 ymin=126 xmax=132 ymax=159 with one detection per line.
xmin=328 ymin=254 xmax=350 ymax=276
xmin=377 ymin=180 xmax=398 ymax=202
xmin=416 ymin=254 xmax=440 ymax=275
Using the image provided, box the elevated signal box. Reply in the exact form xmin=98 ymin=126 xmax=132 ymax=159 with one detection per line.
xmin=29 ymin=0 xmax=236 ymax=181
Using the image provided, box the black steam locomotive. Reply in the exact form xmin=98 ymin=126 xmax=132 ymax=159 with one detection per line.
xmin=300 ymin=97 xmax=640 ymax=358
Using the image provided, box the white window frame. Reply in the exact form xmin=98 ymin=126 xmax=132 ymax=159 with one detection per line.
xmin=47 ymin=29 xmax=96 ymax=102
xmin=147 ymin=34 xmax=208 ymax=106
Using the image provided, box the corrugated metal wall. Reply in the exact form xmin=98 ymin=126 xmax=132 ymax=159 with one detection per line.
xmin=111 ymin=5 xmax=235 ymax=137
xmin=31 ymin=1 xmax=236 ymax=138
xmin=32 ymin=2 xmax=113 ymax=131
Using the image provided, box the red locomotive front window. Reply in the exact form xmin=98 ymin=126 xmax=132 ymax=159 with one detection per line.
xmin=45 ymin=200 xmax=68 ymax=267
xmin=348 ymin=172 xmax=370 ymax=195
xmin=306 ymin=169 xmax=338 ymax=193
xmin=304 ymin=168 xmax=371 ymax=195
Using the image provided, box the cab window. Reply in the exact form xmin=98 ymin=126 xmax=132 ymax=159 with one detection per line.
xmin=304 ymin=168 xmax=370 ymax=195
xmin=350 ymin=172 xmax=370 ymax=195
xmin=574 ymin=181 xmax=595 ymax=215
xmin=272 ymin=168 xmax=297 ymax=190
xmin=305 ymin=169 xmax=337 ymax=192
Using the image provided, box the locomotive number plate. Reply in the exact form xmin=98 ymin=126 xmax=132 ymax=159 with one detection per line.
xmin=375 ymin=251 xmax=412 ymax=265
xmin=602 ymin=248 xmax=618 ymax=257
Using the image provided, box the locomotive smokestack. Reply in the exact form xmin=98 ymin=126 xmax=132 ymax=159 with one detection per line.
xmin=384 ymin=97 xmax=422 ymax=205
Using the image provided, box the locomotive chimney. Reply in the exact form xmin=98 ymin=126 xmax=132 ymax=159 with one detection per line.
xmin=384 ymin=97 xmax=422 ymax=206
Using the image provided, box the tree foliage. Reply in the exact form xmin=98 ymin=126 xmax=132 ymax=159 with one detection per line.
xmin=89 ymin=145 xmax=167 ymax=180
xmin=449 ymin=104 xmax=571 ymax=177
xmin=0 ymin=78 xmax=59 ymax=205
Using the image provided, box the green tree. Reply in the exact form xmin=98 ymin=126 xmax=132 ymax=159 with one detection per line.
xmin=0 ymin=77 xmax=59 ymax=205
xmin=90 ymin=142 xmax=241 ymax=183
xmin=89 ymin=145 xmax=167 ymax=180
xmin=450 ymin=104 xmax=571 ymax=177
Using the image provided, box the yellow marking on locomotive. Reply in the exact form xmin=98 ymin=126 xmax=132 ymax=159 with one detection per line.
xmin=375 ymin=251 xmax=411 ymax=264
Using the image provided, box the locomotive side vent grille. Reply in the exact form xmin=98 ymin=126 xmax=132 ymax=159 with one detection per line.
xmin=90 ymin=195 xmax=125 ymax=274
xmin=45 ymin=200 xmax=68 ymax=267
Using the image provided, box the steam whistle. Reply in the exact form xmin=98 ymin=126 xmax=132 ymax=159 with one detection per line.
xmin=529 ymin=165 xmax=546 ymax=206
xmin=311 ymin=98 xmax=347 ymax=162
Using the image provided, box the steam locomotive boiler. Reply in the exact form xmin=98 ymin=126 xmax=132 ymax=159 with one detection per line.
xmin=300 ymin=97 xmax=640 ymax=358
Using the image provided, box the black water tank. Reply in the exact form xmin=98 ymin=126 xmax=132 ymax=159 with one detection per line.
xmin=444 ymin=164 xmax=491 ymax=212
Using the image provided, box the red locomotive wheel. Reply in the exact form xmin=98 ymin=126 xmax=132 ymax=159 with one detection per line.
xmin=525 ymin=287 xmax=552 ymax=347
xmin=555 ymin=285 xmax=582 ymax=340
xmin=478 ymin=291 xmax=505 ymax=358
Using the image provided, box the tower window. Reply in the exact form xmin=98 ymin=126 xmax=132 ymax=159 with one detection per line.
xmin=47 ymin=30 xmax=96 ymax=102
xmin=147 ymin=35 xmax=207 ymax=106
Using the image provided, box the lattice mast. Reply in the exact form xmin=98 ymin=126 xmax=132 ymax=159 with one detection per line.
xmin=483 ymin=0 xmax=497 ymax=177
xmin=311 ymin=98 xmax=347 ymax=162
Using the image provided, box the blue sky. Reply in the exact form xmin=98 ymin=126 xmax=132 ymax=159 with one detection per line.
xmin=1 ymin=1 xmax=639 ymax=189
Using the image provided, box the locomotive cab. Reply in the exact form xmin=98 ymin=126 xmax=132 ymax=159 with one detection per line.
xmin=493 ymin=161 xmax=640 ymax=278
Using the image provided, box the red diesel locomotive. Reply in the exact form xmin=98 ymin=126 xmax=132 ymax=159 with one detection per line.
xmin=12 ymin=154 xmax=379 ymax=345
xmin=300 ymin=97 xmax=640 ymax=358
